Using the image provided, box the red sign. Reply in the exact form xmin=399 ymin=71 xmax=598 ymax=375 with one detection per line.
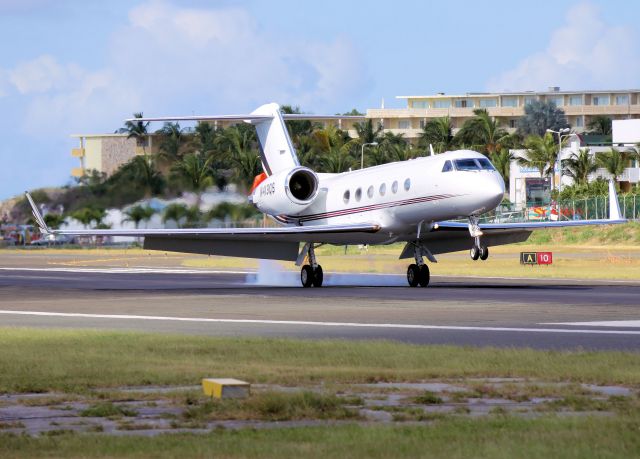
xmin=537 ymin=252 xmax=553 ymax=265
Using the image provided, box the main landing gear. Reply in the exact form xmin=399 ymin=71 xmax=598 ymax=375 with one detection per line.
xmin=468 ymin=215 xmax=489 ymax=261
xmin=406 ymin=244 xmax=430 ymax=288
xmin=298 ymin=243 xmax=323 ymax=288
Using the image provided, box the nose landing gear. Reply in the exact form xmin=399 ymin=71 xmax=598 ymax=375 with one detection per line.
xmin=468 ymin=216 xmax=489 ymax=261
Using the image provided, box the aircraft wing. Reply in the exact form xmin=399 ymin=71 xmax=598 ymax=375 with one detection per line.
xmin=25 ymin=193 xmax=379 ymax=261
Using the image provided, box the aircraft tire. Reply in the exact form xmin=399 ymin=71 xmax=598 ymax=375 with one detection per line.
xmin=312 ymin=265 xmax=324 ymax=287
xmin=407 ymin=264 xmax=420 ymax=287
xmin=301 ymin=265 xmax=314 ymax=287
xmin=470 ymin=246 xmax=480 ymax=260
xmin=418 ymin=264 xmax=430 ymax=287
xmin=479 ymin=246 xmax=489 ymax=260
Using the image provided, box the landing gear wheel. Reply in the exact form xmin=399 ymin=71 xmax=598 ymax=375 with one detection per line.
xmin=312 ymin=265 xmax=323 ymax=287
xmin=418 ymin=264 xmax=430 ymax=287
xmin=479 ymin=246 xmax=489 ymax=261
xmin=407 ymin=264 xmax=420 ymax=287
xmin=470 ymin=246 xmax=480 ymax=261
xmin=301 ymin=265 xmax=314 ymax=288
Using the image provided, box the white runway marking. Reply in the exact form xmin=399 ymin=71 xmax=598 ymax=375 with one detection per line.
xmin=1 ymin=310 xmax=640 ymax=335
xmin=0 ymin=267 xmax=251 ymax=275
xmin=543 ymin=320 xmax=640 ymax=328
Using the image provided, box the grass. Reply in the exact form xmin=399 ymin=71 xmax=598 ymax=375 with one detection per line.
xmin=1 ymin=416 xmax=640 ymax=458
xmin=80 ymin=402 xmax=137 ymax=418
xmin=1 ymin=328 xmax=640 ymax=395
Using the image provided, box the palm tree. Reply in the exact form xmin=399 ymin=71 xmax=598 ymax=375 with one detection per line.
xmin=43 ymin=213 xmax=65 ymax=230
xmin=455 ymin=109 xmax=511 ymax=156
xmin=562 ymin=148 xmax=597 ymax=186
xmin=491 ymin=149 xmax=514 ymax=191
xmin=353 ymin=119 xmax=383 ymax=145
xmin=119 ymin=112 xmax=150 ymax=154
xmin=376 ymin=131 xmax=408 ymax=165
xmin=162 ymin=203 xmax=189 ymax=228
xmin=216 ymin=125 xmax=262 ymax=190
xmin=516 ymin=100 xmax=569 ymax=137
xmin=122 ymin=205 xmax=156 ymax=229
xmin=518 ymin=133 xmax=558 ymax=187
xmin=70 ymin=207 xmax=106 ymax=229
xmin=587 ymin=115 xmax=612 ymax=135
xmin=418 ymin=117 xmax=454 ymax=153
xmin=157 ymin=122 xmax=186 ymax=162
xmin=170 ymin=153 xmax=215 ymax=206
xmin=310 ymin=125 xmax=355 ymax=173
xmin=596 ymin=147 xmax=628 ymax=182
xmin=128 ymin=156 xmax=164 ymax=198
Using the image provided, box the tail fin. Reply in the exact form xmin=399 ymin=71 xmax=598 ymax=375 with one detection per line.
xmin=25 ymin=192 xmax=51 ymax=235
xmin=250 ymin=103 xmax=300 ymax=176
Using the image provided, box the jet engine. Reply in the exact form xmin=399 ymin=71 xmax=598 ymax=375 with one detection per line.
xmin=251 ymin=166 xmax=319 ymax=216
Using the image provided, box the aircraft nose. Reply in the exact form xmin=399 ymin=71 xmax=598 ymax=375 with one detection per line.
xmin=486 ymin=173 xmax=506 ymax=205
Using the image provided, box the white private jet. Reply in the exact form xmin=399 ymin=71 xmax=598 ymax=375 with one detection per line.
xmin=26 ymin=103 xmax=626 ymax=288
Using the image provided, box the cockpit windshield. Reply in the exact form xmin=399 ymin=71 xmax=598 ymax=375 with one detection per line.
xmin=453 ymin=158 xmax=495 ymax=171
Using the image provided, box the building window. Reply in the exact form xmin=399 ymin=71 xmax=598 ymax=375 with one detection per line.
xmin=367 ymin=185 xmax=374 ymax=198
xmin=379 ymin=183 xmax=386 ymax=196
xmin=355 ymin=188 xmax=362 ymax=202
xmin=592 ymin=96 xmax=610 ymax=106
xmin=412 ymin=101 xmax=428 ymax=109
xmin=509 ymin=119 xmax=517 ymax=128
xmin=433 ymin=99 xmax=451 ymax=109
xmin=480 ymin=98 xmax=497 ymax=108
xmin=575 ymin=116 xmax=584 ymax=128
xmin=404 ymin=178 xmax=411 ymax=191
xmin=392 ymin=180 xmax=398 ymax=194
xmin=569 ymin=95 xmax=582 ymax=106
xmin=343 ymin=190 xmax=350 ymax=204
xmin=501 ymin=97 xmax=518 ymax=107
xmin=616 ymin=95 xmax=629 ymax=105
xmin=454 ymin=99 xmax=474 ymax=108
xmin=398 ymin=119 xmax=411 ymax=129
xmin=419 ymin=119 xmax=425 ymax=129
xmin=524 ymin=96 xmax=537 ymax=106
xmin=548 ymin=96 xmax=563 ymax=107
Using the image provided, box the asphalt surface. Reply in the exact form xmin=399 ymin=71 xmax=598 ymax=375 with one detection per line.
xmin=1 ymin=267 xmax=640 ymax=350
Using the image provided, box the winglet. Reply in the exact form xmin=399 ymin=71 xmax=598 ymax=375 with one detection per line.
xmin=25 ymin=192 xmax=51 ymax=235
xmin=608 ymin=180 xmax=622 ymax=220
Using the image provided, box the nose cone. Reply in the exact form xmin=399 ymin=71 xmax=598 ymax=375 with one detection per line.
xmin=485 ymin=173 xmax=506 ymax=208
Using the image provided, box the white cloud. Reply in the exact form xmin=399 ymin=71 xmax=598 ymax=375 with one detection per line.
xmin=487 ymin=2 xmax=640 ymax=91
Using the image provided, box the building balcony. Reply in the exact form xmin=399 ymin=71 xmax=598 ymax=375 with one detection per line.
xmin=71 ymin=148 xmax=85 ymax=157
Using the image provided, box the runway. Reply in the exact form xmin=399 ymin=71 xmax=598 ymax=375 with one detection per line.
xmin=1 ymin=267 xmax=640 ymax=350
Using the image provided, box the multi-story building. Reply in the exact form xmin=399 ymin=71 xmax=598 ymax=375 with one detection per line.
xmin=367 ymin=87 xmax=640 ymax=138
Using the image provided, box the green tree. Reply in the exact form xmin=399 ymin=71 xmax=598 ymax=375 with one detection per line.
xmin=162 ymin=203 xmax=189 ymax=228
xmin=192 ymin=122 xmax=228 ymax=190
xmin=518 ymin=133 xmax=559 ymax=188
xmin=418 ymin=117 xmax=455 ymax=154
xmin=170 ymin=153 xmax=215 ymax=206
xmin=455 ymin=109 xmax=511 ymax=156
xmin=562 ymin=148 xmax=598 ymax=186
xmin=122 ymin=205 xmax=156 ymax=229
xmin=70 ymin=207 xmax=106 ymax=229
xmin=118 ymin=112 xmax=150 ymax=154
xmin=156 ymin=122 xmax=186 ymax=162
xmin=587 ymin=115 xmax=612 ymax=135
xmin=127 ymin=156 xmax=165 ymax=198
xmin=517 ymin=100 xmax=569 ymax=137
xmin=43 ymin=213 xmax=65 ymax=230
xmin=596 ymin=147 xmax=629 ymax=182
xmin=310 ymin=125 xmax=355 ymax=173
xmin=491 ymin=149 xmax=514 ymax=191
xmin=353 ymin=118 xmax=383 ymax=145
xmin=376 ymin=132 xmax=409 ymax=165
xmin=217 ymin=125 xmax=262 ymax=190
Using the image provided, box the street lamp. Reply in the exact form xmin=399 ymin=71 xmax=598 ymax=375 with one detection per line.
xmin=361 ymin=142 xmax=378 ymax=169
xmin=546 ymin=128 xmax=572 ymax=191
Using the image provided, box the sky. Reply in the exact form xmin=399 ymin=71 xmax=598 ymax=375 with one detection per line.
xmin=1 ymin=0 xmax=639 ymax=200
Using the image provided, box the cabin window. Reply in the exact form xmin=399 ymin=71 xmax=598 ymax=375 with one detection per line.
xmin=355 ymin=187 xmax=362 ymax=202
xmin=379 ymin=183 xmax=386 ymax=196
xmin=367 ymin=185 xmax=374 ymax=198
xmin=392 ymin=180 xmax=398 ymax=194
xmin=442 ymin=160 xmax=453 ymax=172
xmin=343 ymin=190 xmax=350 ymax=204
xmin=404 ymin=178 xmax=411 ymax=191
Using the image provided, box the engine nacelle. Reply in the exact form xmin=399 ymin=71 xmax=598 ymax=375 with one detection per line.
xmin=251 ymin=167 xmax=319 ymax=216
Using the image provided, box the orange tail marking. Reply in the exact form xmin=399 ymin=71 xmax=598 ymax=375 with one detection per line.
xmin=249 ymin=172 xmax=268 ymax=194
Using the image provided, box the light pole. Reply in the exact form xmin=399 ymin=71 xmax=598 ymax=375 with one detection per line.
xmin=361 ymin=142 xmax=378 ymax=169
xmin=546 ymin=128 xmax=571 ymax=191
